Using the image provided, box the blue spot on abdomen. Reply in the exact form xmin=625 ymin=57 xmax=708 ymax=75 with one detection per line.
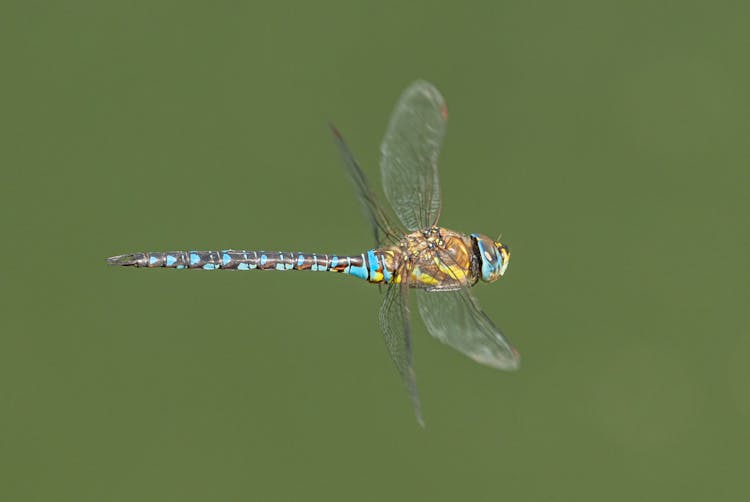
xmin=347 ymin=253 xmax=369 ymax=280
xmin=348 ymin=264 xmax=368 ymax=280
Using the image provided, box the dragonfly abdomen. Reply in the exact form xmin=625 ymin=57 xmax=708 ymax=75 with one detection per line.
xmin=106 ymin=250 xmax=384 ymax=278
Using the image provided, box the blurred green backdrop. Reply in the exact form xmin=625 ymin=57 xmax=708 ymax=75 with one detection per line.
xmin=2 ymin=0 xmax=748 ymax=500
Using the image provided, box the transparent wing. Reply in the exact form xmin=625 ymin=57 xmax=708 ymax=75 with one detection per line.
xmin=417 ymin=288 xmax=520 ymax=371
xmin=379 ymin=277 xmax=424 ymax=426
xmin=380 ymin=80 xmax=447 ymax=231
xmin=330 ymin=125 xmax=404 ymax=246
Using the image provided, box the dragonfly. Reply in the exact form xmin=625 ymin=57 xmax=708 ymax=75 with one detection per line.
xmin=107 ymin=81 xmax=519 ymax=425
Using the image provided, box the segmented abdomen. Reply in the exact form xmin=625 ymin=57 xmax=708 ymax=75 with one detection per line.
xmin=110 ymin=249 xmax=373 ymax=275
xmin=107 ymin=248 xmax=400 ymax=283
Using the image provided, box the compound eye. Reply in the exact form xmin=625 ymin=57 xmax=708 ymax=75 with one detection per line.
xmin=470 ymin=234 xmax=498 ymax=282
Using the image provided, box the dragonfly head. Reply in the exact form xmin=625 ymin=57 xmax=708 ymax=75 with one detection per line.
xmin=471 ymin=233 xmax=510 ymax=283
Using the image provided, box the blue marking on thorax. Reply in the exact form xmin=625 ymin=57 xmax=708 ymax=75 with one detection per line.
xmin=344 ymin=256 xmax=352 ymax=274
xmin=275 ymin=262 xmax=285 ymax=270
xmin=347 ymin=252 xmax=369 ymax=280
xmin=237 ymin=263 xmax=250 ymax=270
xmin=222 ymin=253 xmax=231 ymax=266
xmin=311 ymin=254 xmax=322 ymax=271
xmin=203 ymin=263 xmax=217 ymax=270
xmin=330 ymin=256 xmax=339 ymax=268
xmin=149 ymin=255 xmax=158 ymax=266
xmin=166 ymin=255 xmax=176 ymax=267
xmin=260 ymin=254 xmax=268 ymax=266
xmin=297 ymin=254 xmax=305 ymax=267
xmin=190 ymin=253 xmax=200 ymax=266
xmin=176 ymin=265 xmax=185 ymax=269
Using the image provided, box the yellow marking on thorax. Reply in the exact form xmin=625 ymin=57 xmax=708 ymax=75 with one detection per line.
xmin=434 ymin=256 xmax=469 ymax=283
xmin=410 ymin=266 xmax=440 ymax=286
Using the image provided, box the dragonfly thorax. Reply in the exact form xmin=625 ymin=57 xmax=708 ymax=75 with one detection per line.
xmin=379 ymin=227 xmax=479 ymax=290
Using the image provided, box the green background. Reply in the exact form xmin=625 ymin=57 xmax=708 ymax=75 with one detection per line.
xmin=2 ymin=1 xmax=748 ymax=500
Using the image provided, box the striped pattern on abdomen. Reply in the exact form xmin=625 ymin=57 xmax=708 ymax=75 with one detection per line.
xmin=106 ymin=249 xmax=396 ymax=283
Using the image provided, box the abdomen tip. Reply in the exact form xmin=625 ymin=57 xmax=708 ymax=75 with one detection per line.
xmin=106 ymin=254 xmax=138 ymax=266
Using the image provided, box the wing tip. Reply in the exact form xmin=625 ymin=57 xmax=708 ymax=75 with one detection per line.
xmin=328 ymin=122 xmax=342 ymax=138
xmin=412 ymin=395 xmax=426 ymax=428
xmin=472 ymin=348 xmax=521 ymax=371
xmin=507 ymin=347 xmax=522 ymax=371
xmin=404 ymin=79 xmax=447 ymax=119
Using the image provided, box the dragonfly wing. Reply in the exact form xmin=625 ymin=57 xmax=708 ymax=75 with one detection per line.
xmin=380 ymin=81 xmax=447 ymax=231
xmin=417 ymin=287 xmax=520 ymax=371
xmin=379 ymin=278 xmax=424 ymax=426
xmin=330 ymin=125 xmax=403 ymax=246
